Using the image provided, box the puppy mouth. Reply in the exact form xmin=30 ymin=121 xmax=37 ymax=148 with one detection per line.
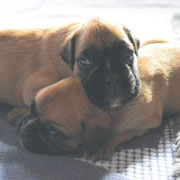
xmin=82 ymin=69 xmax=141 ymax=109
xmin=86 ymin=78 xmax=141 ymax=109
xmin=17 ymin=133 xmax=83 ymax=157
xmin=16 ymin=120 xmax=52 ymax=154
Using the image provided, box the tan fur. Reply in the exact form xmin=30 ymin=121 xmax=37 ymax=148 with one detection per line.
xmin=2 ymin=18 xmax=139 ymax=125
xmin=60 ymin=17 xmax=139 ymax=73
xmin=1 ymin=17 xmax=140 ymax=130
xmin=36 ymin=77 xmax=97 ymax=128
xmin=0 ymin=18 xmax=114 ymax=154
xmin=90 ymin=42 xmax=180 ymax=160
xmin=74 ymin=19 xmax=133 ymax=60
xmin=0 ymin=24 xmax=82 ymax=107
xmin=141 ymin=39 xmax=169 ymax=47
xmin=34 ymin=76 xmax=111 ymax=149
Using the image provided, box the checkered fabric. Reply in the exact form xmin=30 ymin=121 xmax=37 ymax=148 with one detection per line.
xmin=78 ymin=119 xmax=176 ymax=180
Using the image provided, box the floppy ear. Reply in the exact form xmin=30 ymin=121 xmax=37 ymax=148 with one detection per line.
xmin=16 ymin=99 xmax=39 ymax=135
xmin=60 ymin=34 xmax=76 ymax=70
xmin=123 ymin=25 xmax=140 ymax=56
xmin=30 ymin=99 xmax=39 ymax=117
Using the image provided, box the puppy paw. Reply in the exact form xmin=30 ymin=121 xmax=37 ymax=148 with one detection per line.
xmin=91 ymin=146 xmax=114 ymax=161
xmin=7 ymin=107 xmax=29 ymax=126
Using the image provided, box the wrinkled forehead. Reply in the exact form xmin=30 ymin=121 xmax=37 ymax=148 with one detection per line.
xmin=75 ymin=25 xmax=130 ymax=56
xmin=37 ymin=93 xmax=90 ymax=127
xmin=37 ymin=101 xmax=84 ymax=136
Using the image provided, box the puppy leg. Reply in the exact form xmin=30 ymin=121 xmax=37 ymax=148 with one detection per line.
xmin=90 ymin=129 xmax=149 ymax=161
xmin=91 ymin=114 xmax=162 ymax=161
xmin=90 ymin=108 xmax=163 ymax=161
xmin=7 ymin=106 xmax=29 ymax=126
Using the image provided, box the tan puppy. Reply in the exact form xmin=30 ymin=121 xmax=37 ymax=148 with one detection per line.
xmin=16 ymin=76 xmax=112 ymax=155
xmin=85 ymin=42 xmax=180 ymax=160
xmin=0 ymin=24 xmax=78 ymax=124
xmin=60 ymin=17 xmax=141 ymax=109
xmin=0 ymin=17 xmax=140 ymax=125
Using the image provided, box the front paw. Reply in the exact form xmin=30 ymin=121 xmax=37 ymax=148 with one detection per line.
xmin=7 ymin=107 xmax=29 ymax=126
xmin=91 ymin=146 xmax=114 ymax=161
xmin=84 ymin=145 xmax=115 ymax=161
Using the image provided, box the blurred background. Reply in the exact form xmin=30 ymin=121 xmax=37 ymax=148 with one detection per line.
xmin=0 ymin=0 xmax=179 ymax=43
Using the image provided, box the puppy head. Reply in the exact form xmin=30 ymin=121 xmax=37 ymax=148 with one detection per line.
xmin=16 ymin=77 xmax=112 ymax=156
xmin=60 ymin=18 xmax=141 ymax=109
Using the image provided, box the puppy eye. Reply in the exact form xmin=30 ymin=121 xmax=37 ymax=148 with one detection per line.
xmin=124 ymin=50 xmax=133 ymax=57
xmin=78 ymin=58 xmax=91 ymax=68
xmin=47 ymin=127 xmax=62 ymax=138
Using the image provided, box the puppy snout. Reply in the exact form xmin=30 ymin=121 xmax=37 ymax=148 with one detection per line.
xmin=104 ymin=74 xmax=120 ymax=88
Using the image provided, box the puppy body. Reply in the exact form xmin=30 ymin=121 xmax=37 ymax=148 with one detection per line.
xmin=0 ymin=23 xmax=79 ymax=107
xmin=115 ymin=43 xmax=180 ymax=131
xmin=90 ymin=42 xmax=180 ymax=160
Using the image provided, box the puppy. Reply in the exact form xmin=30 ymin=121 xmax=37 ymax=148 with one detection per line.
xmin=16 ymin=76 xmax=112 ymax=156
xmin=2 ymin=18 xmax=140 ymax=125
xmin=0 ymin=23 xmax=79 ymax=124
xmin=85 ymin=42 xmax=180 ymax=160
xmin=60 ymin=18 xmax=141 ymax=109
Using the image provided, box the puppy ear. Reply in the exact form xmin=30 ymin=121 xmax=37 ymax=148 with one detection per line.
xmin=17 ymin=99 xmax=39 ymax=136
xmin=123 ymin=25 xmax=140 ymax=56
xmin=30 ymin=99 xmax=39 ymax=117
xmin=60 ymin=34 xmax=76 ymax=70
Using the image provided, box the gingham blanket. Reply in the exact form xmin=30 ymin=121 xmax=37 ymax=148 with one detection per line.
xmin=79 ymin=119 xmax=176 ymax=180
xmin=0 ymin=105 xmax=178 ymax=180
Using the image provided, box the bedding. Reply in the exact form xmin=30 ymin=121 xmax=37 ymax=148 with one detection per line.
xmin=0 ymin=105 xmax=131 ymax=180
xmin=79 ymin=119 xmax=176 ymax=179
xmin=0 ymin=105 xmax=177 ymax=180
